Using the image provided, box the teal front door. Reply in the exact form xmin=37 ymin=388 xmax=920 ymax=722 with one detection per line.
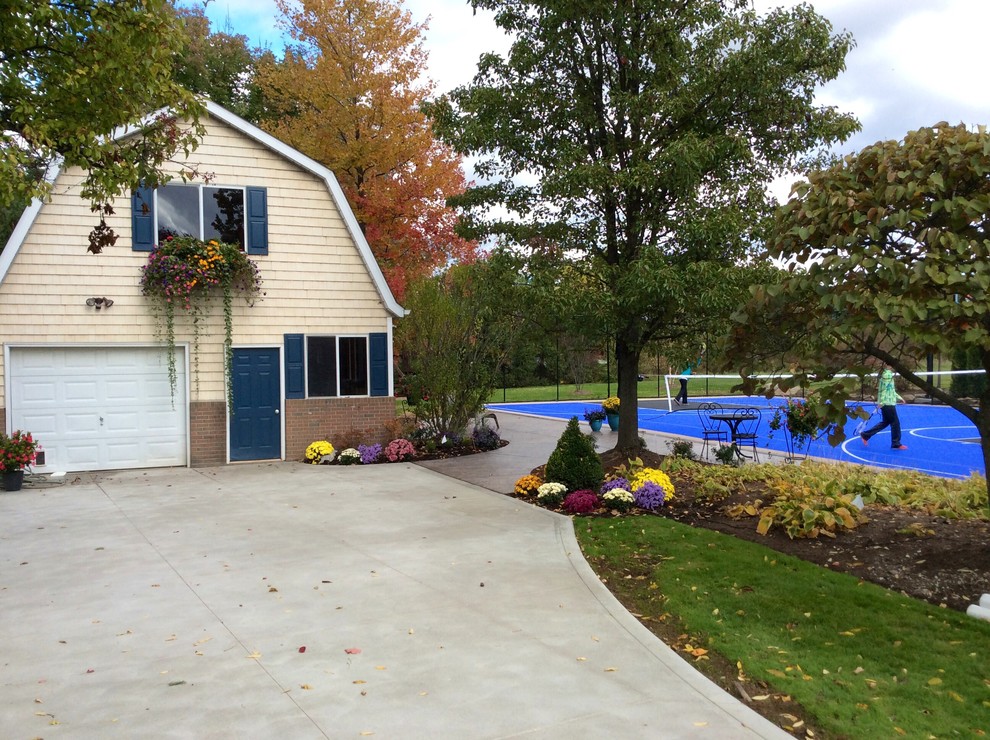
xmin=230 ymin=348 xmax=281 ymax=461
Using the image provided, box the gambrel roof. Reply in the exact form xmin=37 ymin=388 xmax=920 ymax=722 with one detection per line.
xmin=0 ymin=100 xmax=405 ymax=317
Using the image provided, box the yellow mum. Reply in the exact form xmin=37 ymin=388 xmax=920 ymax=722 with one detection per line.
xmin=630 ymin=467 xmax=675 ymax=501
xmin=305 ymin=440 xmax=335 ymax=463
xmin=514 ymin=474 xmax=543 ymax=496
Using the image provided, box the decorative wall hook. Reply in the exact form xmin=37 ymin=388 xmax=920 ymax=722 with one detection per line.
xmin=86 ymin=297 xmax=114 ymax=310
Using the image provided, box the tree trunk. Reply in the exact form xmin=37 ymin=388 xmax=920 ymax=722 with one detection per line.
xmin=615 ymin=334 xmax=641 ymax=452
xmin=978 ymin=404 xmax=990 ymax=511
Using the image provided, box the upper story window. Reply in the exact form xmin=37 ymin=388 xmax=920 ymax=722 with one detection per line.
xmin=132 ymin=183 xmax=268 ymax=255
xmin=158 ymin=184 xmax=246 ymax=249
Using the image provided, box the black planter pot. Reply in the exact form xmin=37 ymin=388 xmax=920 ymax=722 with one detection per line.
xmin=2 ymin=470 xmax=24 ymax=491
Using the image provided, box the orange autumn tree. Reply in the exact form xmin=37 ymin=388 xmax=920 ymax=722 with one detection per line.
xmin=257 ymin=0 xmax=476 ymax=298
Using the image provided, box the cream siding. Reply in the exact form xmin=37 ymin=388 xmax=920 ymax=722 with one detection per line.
xmin=0 ymin=113 xmax=395 ymax=406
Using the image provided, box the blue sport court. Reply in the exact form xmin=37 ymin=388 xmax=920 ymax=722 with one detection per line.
xmin=487 ymin=397 xmax=985 ymax=480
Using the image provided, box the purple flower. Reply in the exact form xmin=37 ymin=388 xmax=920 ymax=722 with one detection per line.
xmin=358 ymin=443 xmax=382 ymax=464
xmin=633 ymin=481 xmax=667 ymax=511
xmin=600 ymin=477 xmax=631 ymax=496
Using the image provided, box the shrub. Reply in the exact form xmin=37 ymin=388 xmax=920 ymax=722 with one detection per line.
xmin=536 ymin=482 xmax=567 ymax=507
xmin=338 ymin=448 xmax=361 ymax=465
xmin=633 ymin=481 xmax=668 ymax=511
xmin=667 ymin=439 xmax=696 ymax=459
xmin=358 ymin=443 xmax=382 ymax=464
xmin=713 ymin=444 xmax=740 ymax=466
xmin=563 ymin=490 xmax=599 ymax=514
xmin=472 ymin=424 xmax=501 ymax=451
xmin=602 ymin=487 xmax=635 ymax=513
xmin=514 ymin=474 xmax=543 ymax=496
xmin=384 ymin=438 xmax=416 ymax=462
xmin=544 ymin=417 xmax=605 ymax=492
xmin=305 ymin=440 xmax=334 ymax=464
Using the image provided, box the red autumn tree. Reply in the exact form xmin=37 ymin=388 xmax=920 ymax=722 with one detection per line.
xmin=257 ymin=0 xmax=477 ymax=299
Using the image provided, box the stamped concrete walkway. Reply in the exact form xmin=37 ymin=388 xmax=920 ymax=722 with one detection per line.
xmin=0 ymin=420 xmax=786 ymax=738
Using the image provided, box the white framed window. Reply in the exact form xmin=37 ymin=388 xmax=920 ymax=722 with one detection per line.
xmin=306 ymin=336 xmax=369 ymax=397
xmin=156 ymin=183 xmax=247 ymax=250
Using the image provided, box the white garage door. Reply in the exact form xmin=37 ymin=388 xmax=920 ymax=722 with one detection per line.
xmin=8 ymin=347 xmax=188 ymax=472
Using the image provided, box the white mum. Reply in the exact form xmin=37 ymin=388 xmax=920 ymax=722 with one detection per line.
xmin=602 ymin=488 xmax=634 ymax=504
xmin=338 ymin=448 xmax=361 ymax=464
xmin=536 ymin=482 xmax=567 ymax=499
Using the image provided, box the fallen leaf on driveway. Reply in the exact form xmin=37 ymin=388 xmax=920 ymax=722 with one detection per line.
xmin=345 ymin=648 xmax=361 ymax=654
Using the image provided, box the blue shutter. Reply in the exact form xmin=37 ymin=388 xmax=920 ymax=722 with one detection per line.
xmin=369 ymin=333 xmax=388 ymax=397
xmin=284 ymin=333 xmax=305 ymax=399
xmin=246 ymin=187 xmax=268 ymax=255
xmin=132 ymin=186 xmax=155 ymax=251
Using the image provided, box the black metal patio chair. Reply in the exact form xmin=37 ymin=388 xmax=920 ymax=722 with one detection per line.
xmin=698 ymin=402 xmax=728 ymax=460
xmin=732 ymin=407 xmax=762 ymax=462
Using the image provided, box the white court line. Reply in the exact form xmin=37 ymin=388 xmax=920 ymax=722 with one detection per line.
xmin=907 ymin=426 xmax=980 ymax=443
xmin=839 ymin=433 xmax=970 ymax=479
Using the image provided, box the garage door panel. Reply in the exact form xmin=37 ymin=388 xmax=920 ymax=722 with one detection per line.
xmin=105 ymin=442 xmax=142 ymax=466
xmin=144 ymin=411 xmax=181 ymax=434
xmin=103 ymin=411 xmax=141 ymax=434
xmin=65 ymin=444 xmax=101 ymax=466
xmin=64 ymin=380 xmax=99 ymax=403
xmin=19 ymin=380 xmax=58 ymax=404
xmin=9 ymin=347 xmax=187 ymax=472
xmin=105 ymin=380 xmax=141 ymax=399
xmin=144 ymin=441 xmax=185 ymax=463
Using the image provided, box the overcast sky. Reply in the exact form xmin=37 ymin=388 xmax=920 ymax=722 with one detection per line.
xmin=203 ymin=0 xmax=989 ymax=194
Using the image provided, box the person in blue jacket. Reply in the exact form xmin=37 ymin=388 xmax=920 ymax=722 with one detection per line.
xmin=674 ymin=355 xmax=702 ymax=405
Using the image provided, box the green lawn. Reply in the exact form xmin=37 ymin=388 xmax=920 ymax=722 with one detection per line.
xmin=577 ymin=516 xmax=990 ymax=738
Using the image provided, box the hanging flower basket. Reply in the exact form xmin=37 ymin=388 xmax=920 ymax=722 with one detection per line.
xmin=767 ymin=397 xmax=834 ymax=460
xmin=140 ymin=236 xmax=263 ymax=410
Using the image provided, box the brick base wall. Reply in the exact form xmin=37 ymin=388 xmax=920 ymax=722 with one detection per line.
xmin=189 ymin=401 xmax=226 ymax=467
xmin=285 ymin=397 xmax=397 ymax=463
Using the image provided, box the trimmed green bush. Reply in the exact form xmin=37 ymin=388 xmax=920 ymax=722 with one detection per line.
xmin=544 ymin=416 xmax=604 ymax=491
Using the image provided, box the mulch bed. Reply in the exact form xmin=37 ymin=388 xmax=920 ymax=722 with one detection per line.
xmin=519 ymin=447 xmax=990 ymax=613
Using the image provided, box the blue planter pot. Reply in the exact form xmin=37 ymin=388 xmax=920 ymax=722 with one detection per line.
xmin=606 ymin=413 xmax=619 ymax=431
xmin=589 ymin=419 xmax=603 ymax=432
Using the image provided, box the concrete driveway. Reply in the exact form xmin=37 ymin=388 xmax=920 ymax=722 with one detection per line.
xmin=0 ymin=462 xmax=786 ymax=738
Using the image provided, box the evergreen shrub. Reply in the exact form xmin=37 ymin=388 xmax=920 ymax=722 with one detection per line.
xmin=544 ymin=417 xmax=604 ymax=492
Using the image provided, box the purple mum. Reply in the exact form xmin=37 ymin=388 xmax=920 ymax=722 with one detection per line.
xmin=600 ymin=477 xmax=631 ymax=496
xmin=633 ymin=481 xmax=667 ymax=511
xmin=358 ymin=443 xmax=382 ymax=464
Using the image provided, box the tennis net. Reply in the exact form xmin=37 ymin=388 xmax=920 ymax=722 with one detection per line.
xmin=660 ymin=369 xmax=987 ymax=413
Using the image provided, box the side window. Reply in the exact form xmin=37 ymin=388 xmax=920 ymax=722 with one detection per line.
xmin=339 ymin=337 xmax=368 ymax=396
xmin=304 ymin=336 xmax=370 ymax=397
xmin=307 ymin=336 xmax=337 ymax=397
xmin=133 ymin=184 xmax=266 ymax=254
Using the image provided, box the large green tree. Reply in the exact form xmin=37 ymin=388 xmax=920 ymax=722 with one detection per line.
xmin=171 ymin=3 xmax=272 ymax=123
xmin=724 ymin=123 xmax=990 ymax=495
xmin=0 ymin=0 xmax=203 ymax=252
xmin=428 ymin=0 xmax=858 ymax=450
